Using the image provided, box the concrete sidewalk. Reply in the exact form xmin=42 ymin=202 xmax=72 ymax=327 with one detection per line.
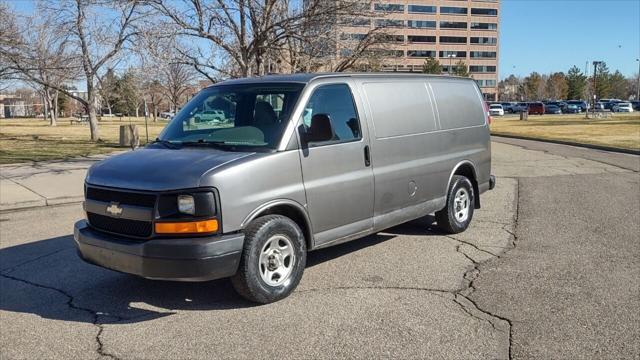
xmin=0 ymin=155 xmax=112 ymax=211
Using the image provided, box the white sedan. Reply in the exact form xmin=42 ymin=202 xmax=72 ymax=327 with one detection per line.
xmin=612 ymin=103 xmax=633 ymax=113
xmin=489 ymin=104 xmax=504 ymax=116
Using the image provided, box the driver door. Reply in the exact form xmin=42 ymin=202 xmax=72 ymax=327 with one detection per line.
xmin=297 ymin=82 xmax=374 ymax=247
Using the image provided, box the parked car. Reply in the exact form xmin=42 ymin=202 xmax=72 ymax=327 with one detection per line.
xmin=592 ymin=102 xmax=606 ymax=111
xmin=545 ymin=104 xmax=562 ymax=114
xmin=528 ymin=102 xmax=545 ymax=115
xmin=604 ymin=100 xmax=622 ymax=110
xmin=73 ymin=73 xmax=495 ymax=304
xmin=159 ymin=112 xmax=175 ymax=119
xmin=500 ymin=102 xmax=515 ymax=113
xmin=512 ymin=103 xmax=529 ymax=113
xmin=489 ymin=104 xmax=504 ymax=116
xmin=564 ymin=104 xmax=581 ymax=114
xmin=565 ymin=100 xmax=588 ymax=112
xmin=194 ymin=109 xmax=226 ymax=123
xmin=612 ymin=102 xmax=634 ymax=112
xmin=631 ymin=101 xmax=640 ymax=111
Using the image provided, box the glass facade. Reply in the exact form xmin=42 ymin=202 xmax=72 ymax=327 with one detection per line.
xmin=376 ymin=19 xmax=404 ymax=28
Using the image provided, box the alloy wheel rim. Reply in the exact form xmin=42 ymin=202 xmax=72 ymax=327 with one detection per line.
xmin=259 ymin=235 xmax=295 ymax=287
xmin=454 ymin=188 xmax=470 ymax=223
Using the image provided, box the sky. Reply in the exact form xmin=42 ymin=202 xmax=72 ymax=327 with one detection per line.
xmin=499 ymin=0 xmax=640 ymax=79
xmin=8 ymin=0 xmax=640 ymax=80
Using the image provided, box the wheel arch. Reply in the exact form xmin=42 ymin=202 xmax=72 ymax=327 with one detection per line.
xmin=241 ymin=200 xmax=314 ymax=249
xmin=447 ymin=160 xmax=481 ymax=209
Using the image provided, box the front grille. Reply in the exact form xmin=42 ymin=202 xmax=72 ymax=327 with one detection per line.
xmin=86 ymin=187 xmax=156 ymax=207
xmin=87 ymin=213 xmax=152 ymax=238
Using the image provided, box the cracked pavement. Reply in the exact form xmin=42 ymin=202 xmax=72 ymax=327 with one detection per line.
xmin=1 ymin=140 xmax=639 ymax=359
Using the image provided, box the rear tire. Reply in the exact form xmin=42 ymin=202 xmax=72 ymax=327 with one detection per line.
xmin=231 ymin=215 xmax=306 ymax=304
xmin=435 ymin=175 xmax=475 ymax=234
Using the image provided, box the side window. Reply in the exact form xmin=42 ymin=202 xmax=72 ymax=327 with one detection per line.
xmin=302 ymin=84 xmax=361 ymax=143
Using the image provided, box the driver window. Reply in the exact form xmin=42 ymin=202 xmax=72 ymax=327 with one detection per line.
xmin=302 ymin=84 xmax=361 ymax=143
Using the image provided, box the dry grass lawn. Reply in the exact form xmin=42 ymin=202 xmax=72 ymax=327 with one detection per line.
xmin=0 ymin=117 xmax=167 ymax=164
xmin=490 ymin=113 xmax=640 ymax=151
xmin=2 ymin=113 xmax=639 ymax=164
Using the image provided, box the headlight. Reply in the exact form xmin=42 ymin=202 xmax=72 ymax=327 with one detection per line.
xmin=177 ymin=195 xmax=195 ymax=215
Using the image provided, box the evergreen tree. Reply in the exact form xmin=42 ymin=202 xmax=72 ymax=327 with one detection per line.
xmin=422 ymin=57 xmax=441 ymax=74
xmin=566 ymin=65 xmax=587 ymax=100
xmin=452 ymin=60 xmax=470 ymax=77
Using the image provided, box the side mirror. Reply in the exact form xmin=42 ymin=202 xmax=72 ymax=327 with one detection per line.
xmin=305 ymin=113 xmax=334 ymax=143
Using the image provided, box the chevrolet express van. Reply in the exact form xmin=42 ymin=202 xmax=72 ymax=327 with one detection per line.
xmin=74 ymin=73 xmax=495 ymax=303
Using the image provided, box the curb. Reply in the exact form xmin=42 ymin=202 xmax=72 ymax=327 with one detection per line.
xmin=0 ymin=197 xmax=84 ymax=213
xmin=491 ymin=134 xmax=640 ymax=156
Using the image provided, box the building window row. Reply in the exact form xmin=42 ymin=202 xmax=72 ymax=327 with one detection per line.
xmin=470 ymin=37 xmax=497 ymax=45
xmin=374 ymin=19 xmax=497 ymax=31
xmin=470 ymin=65 xmax=497 ymax=73
xmin=373 ymin=4 xmax=498 ymax=16
xmin=440 ymin=51 xmax=466 ymax=58
xmin=342 ymin=34 xmax=497 ymax=46
xmin=470 ymin=51 xmax=497 ymax=58
xmin=476 ymin=79 xmax=497 ymax=87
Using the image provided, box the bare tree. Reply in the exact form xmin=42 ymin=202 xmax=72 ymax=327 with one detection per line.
xmin=148 ymin=0 xmax=386 ymax=79
xmin=160 ymin=62 xmax=195 ymax=112
xmin=0 ymin=4 xmax=79 ymax=125
xmin=42 ymin=0 xmax=145 ymax=140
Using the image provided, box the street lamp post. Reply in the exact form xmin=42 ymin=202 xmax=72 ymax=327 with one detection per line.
xmin=592 ymin=61 xmax=603 ymax=110
xmin=448 ymin=54 xmax=456 ymax=75
xmin=636 ymin=58 xmax=639 ymax=100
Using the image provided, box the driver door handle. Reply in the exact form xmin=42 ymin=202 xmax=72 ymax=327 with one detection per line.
xmin=364 ymin=145 xmax=371 ymax=167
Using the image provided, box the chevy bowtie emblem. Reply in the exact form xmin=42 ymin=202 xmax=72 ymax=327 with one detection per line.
xmin=106 ymin=202 xmax=123 ymax=217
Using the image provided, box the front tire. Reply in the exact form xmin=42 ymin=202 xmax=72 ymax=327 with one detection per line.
xmin=231 ymin=215 xmax=306 ymax=304
xmin=435 ymin=175 xmax=475 ymax=234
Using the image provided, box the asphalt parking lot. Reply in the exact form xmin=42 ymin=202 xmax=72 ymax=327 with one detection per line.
xmin=1 ymin=139 xmax=638 ymax=359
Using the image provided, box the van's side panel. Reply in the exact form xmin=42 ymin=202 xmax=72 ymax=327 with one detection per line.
xmin=358 ymin=78 xmax=448 ymax=230
xmin=428 ymin=79 xmax=491 ymax=195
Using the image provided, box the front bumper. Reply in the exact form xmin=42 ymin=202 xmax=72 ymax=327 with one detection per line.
xmin=74 ymin=220 xmax=243 ymax=281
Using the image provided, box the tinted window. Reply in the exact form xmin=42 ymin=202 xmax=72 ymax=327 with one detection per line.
xmin=408 ymin=35 xmax=436 ymax=43
xmin=160 ymin=84 xmax=303 ymax=150
xmin=302 ymin=84 xmax=361 ymax=143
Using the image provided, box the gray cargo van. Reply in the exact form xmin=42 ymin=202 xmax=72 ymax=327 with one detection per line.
xmin=74 ymin=73 xmax=495 ymax=303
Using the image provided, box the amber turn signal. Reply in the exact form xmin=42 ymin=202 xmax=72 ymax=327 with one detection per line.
xmin=155 ymin=219 xmax=218 ymax=234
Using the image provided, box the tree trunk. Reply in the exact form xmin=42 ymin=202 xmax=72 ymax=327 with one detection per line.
xmin=42 ymin=91 xmax=49 ymax=122
xmin=87 ymin=81 xmax=100 ymax=140
xmin=49 ymin=90 xmax=58 ymax=126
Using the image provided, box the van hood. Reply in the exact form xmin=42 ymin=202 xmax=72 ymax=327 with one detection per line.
xmin=85 ymin=146 xmax=255 ymax=191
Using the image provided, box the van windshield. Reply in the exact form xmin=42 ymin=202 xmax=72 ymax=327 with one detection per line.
xmin=159 ymin=83 xmax=304 ymax=151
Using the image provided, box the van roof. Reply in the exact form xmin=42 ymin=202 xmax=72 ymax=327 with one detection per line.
xmin=210 ymin=72 xmax=474 ymax=87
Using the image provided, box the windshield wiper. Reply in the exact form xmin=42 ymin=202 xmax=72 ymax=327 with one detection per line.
xmin=151 ymin=138 xmax=182 ymax=149
xmin=181 ymin=139 xmax=232 ymax=149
